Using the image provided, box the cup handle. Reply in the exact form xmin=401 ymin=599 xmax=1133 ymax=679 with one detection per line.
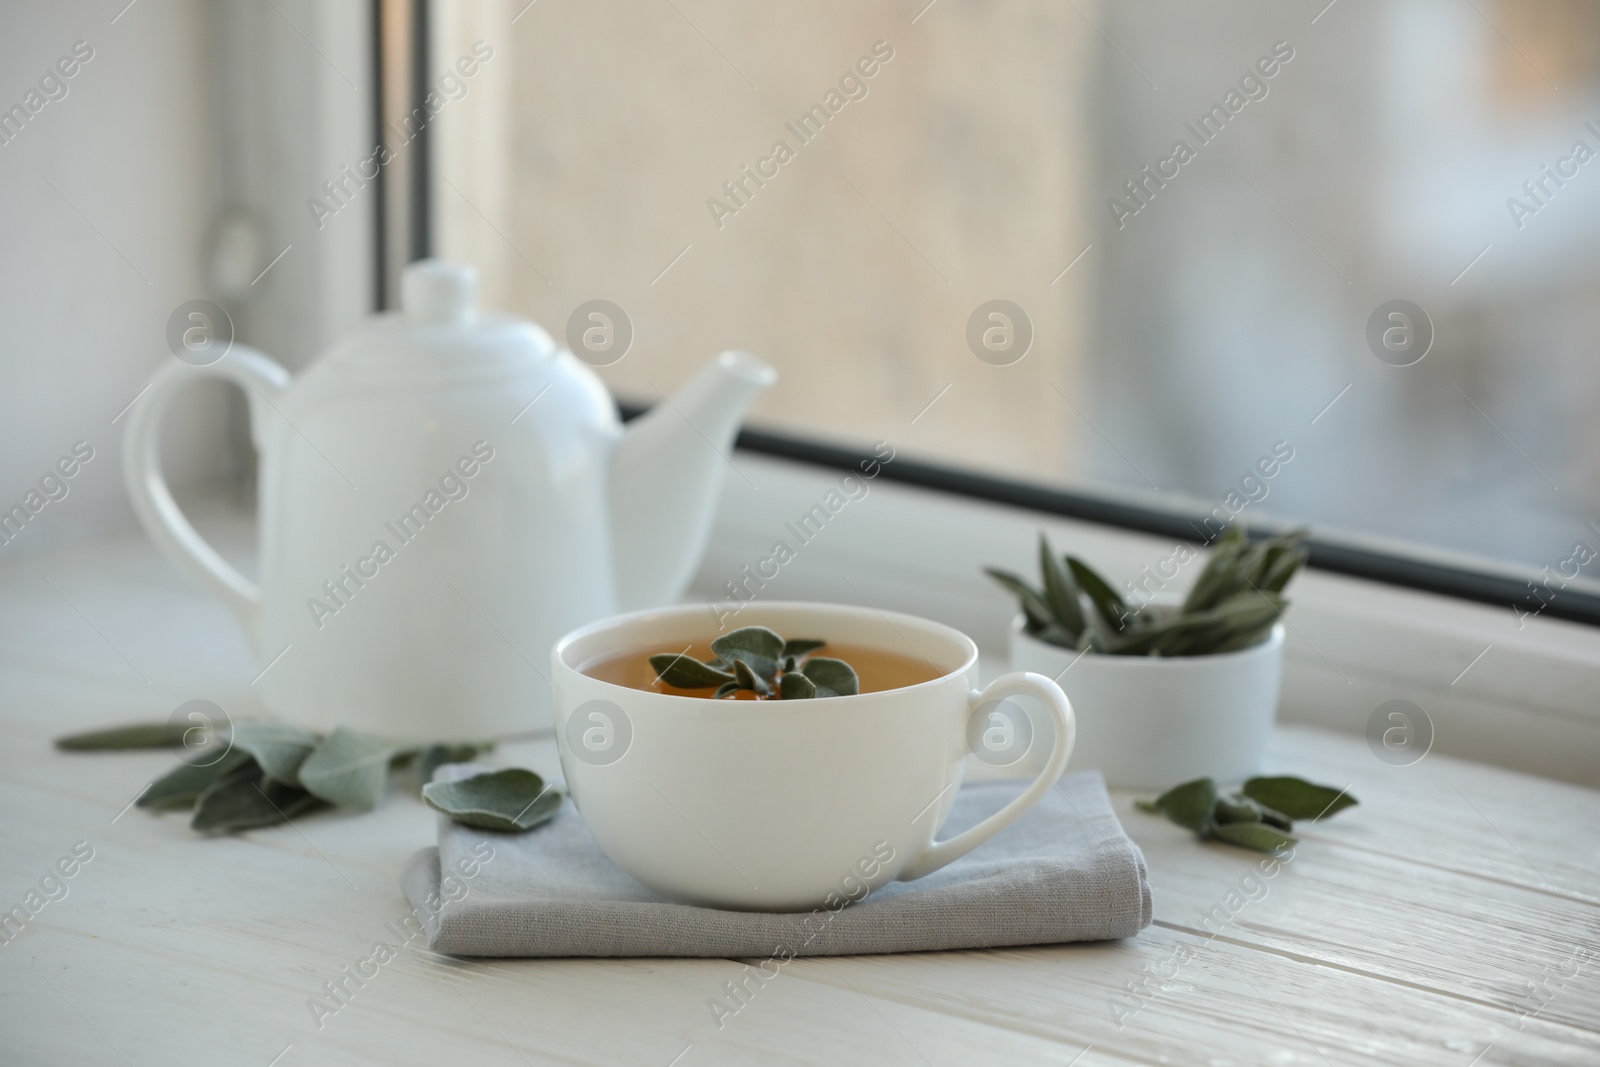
xmin=896 ymin=671 xmax=1077 ymax=883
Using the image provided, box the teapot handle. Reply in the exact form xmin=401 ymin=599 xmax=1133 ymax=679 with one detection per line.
xmin=122 ymin=345 xmax=290 ymax=643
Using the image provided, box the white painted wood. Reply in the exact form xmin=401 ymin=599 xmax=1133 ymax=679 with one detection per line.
xmin=2 ymin=507 xmax=1596 ymax=1065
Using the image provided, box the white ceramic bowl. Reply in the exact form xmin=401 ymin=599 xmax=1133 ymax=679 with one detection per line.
xmin=1006 ymin=615 xmax=1284 ymax=789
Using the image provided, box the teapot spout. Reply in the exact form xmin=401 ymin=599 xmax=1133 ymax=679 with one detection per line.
xmin=609 ymin=351 xmax=777 ymax=610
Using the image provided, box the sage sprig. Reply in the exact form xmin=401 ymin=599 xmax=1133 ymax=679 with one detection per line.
xmin=649 ymin=626 xmax=859 ymax=699
xmin=55 ymin=721 xmax=502 ymax=834
xmin=985 ymin=525 xmax=1307 ymax=657
xmin=1136 ymin=774 xmax=1356 ymax=851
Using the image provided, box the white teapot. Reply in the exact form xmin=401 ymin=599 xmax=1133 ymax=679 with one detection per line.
xmin=124 ymin=260 xmax=774 ymax=739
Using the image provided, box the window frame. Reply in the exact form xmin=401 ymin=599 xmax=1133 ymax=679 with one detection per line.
xmin=332 ymin=3 xmax=1600 ymax=782
xmin=389 ymin=2 xmax=1600 ymax=630
xmin=371 ymin=4 xmax=1600 ymax=639
xmin=713 ymin=417 xmax=1600 ymax=630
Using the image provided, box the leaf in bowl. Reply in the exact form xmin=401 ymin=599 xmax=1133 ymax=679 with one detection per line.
xmin=422 ymin=768 xmax=563 ymax=832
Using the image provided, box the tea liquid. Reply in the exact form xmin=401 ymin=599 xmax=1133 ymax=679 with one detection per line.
xmin=581 ymin=641 xmax=943 ymax=699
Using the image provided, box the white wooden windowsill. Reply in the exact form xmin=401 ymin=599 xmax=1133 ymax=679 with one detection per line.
xmin=2 ymin=475 xmax=1598 ymax=1066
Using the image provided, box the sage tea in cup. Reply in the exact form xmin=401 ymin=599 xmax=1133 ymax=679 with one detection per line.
xmin=581 ymin=626 xmax=941 ymax=700
xmin=552 ymin=602 xmax=1078 ymax=910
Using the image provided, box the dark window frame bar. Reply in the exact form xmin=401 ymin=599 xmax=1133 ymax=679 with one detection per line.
xmin=623 ymin=402 xmax=1600 ymax=629
xmin=371 ymin=0 xmax=433 ymax=311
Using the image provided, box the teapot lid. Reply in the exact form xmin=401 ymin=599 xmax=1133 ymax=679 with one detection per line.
xmin=324 ymin=259 xmax=557 ymax=375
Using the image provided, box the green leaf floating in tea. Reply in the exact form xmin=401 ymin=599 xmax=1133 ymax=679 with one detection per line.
xmin=648 ymin=653 xmax=736 ymax=689
xmin=423 ymin=768 xmax=563 ymax=831
xmin=1136 ymin=773 xmax=1356 ymax=852
xmin=649 ymin=626 xmax=859 ymax=700
xmin=800 ymin=657 xmax=859 ymax=698
xmin=710 ymin=626 xmax=786 ymax=679
xmin=984 ymin=524 xmax=1309 ymax=657
xmin=778 ymin=671 xmax=818 ymax=699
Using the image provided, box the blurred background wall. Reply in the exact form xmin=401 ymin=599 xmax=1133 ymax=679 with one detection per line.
xmin=437 ymin=0 xmax=1600 ymax=583
xmin=0 ymin=0 xmax=371 ymax=556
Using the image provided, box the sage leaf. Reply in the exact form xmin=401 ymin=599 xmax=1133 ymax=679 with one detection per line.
xmin=711 ymin=626 xmax=784 ymax=679
xmin=298 ymin=728 xmax=395 ymax=810
xmin=423 ymin=768 xmax=562 ymax=832
xmin=802 ymin=656 xmax=859 ymax=697
xmin=733 ymin=658 xmax=771 ymax=697
xmin=417 ymin=741 xmax=496 ymax=787
xmin=1134 ymin=799 xmax=1159 ymax=813
xmin=983 ymin=567 xmax=1054 ymax=632
xmin=1182 ymin=524 xmax=1247 ymax=613
xmin=714 ymin=681 xmax=740 ymax=699
xmin=137 ymin=748 xmax=254 ymax=810
xmin=56 ymin=721 xmax=195 ymax=751
xmin=650 ymin=653 xmax=734 ymax=689
xmin=1039 ymin=623 xmax=1080 ymax=650
xmin=1038 ymin=535 xmax=1086 ymax=637
xmin=781 ymin=638 xmax=826 ymax=658
xmin=191 ymin=767 xmax=325 ymax=834
xmin=1068 ymin=556 xmax=1130 ymax=633
xmin=1213 ymin=794 xmax=1265 ymax=825
xmin=1256 ymin=804 xmax=1294 ymax=832
xmin=1262 ymin=545 xmax=1309 ymax=594
xmin=779 ymin=671 xmax=817 ymax=699
xmin=228 ymin=722 xmax=319 ymax=786
xmin=1151 ymin=777 xmax=1217 ymax=833
xmin=1211 ymin=792 xmax=1295 ymax=830
xmin=1242 ymin=776 xmax=1357 ymax=821
xmin=1210 ymin=821 xmax=1298 ymax=853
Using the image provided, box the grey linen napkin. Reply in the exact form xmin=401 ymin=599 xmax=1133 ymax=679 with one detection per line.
xmin=401 ymin=768 xmax=1152 ymax=958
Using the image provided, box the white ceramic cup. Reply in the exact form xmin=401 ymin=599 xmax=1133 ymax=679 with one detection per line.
xmin=551 ymin=601 xmax=1076 ymax=912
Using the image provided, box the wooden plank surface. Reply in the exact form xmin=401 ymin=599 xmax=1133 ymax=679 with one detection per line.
xmin=2 ymin=523 xmax=1598 ymax=1066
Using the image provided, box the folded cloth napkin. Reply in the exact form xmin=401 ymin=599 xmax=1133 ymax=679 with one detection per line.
xmin=401 ymin=768 xmax=1152 ymax=958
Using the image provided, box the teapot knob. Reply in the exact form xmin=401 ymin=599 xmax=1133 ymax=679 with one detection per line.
xmin=402 ymin=259 xmax=477 ymax=325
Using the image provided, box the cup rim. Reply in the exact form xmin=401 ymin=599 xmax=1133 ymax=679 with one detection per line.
xmin=1010 ymin=613 xmax=1285 ymax=665
xmin=553 ymin=600 xmax=979 ymax=707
